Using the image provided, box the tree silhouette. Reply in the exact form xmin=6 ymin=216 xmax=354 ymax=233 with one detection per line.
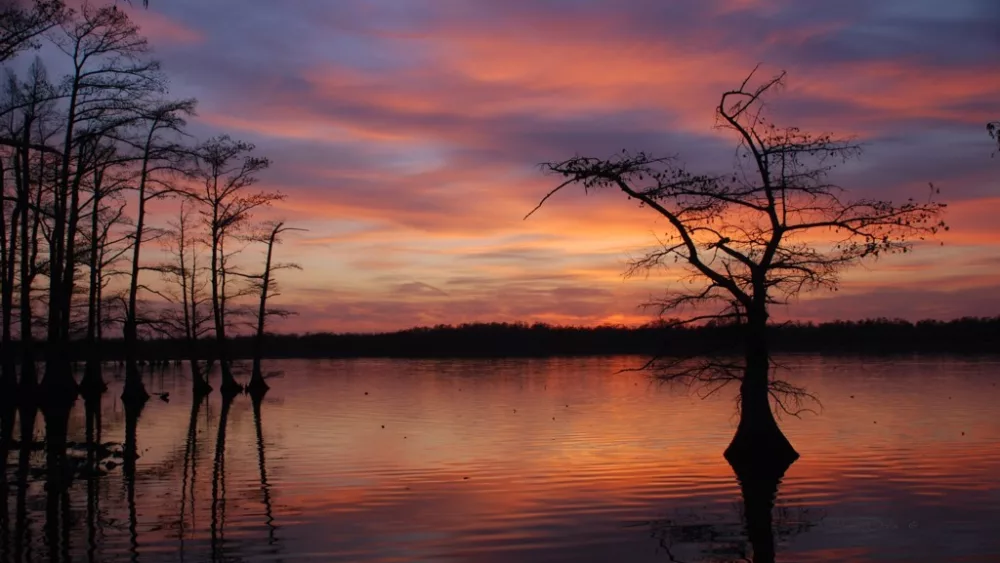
xmin=157 ymin=201 xmax=214 ymax=394
xmin=989 ymin=121 xmax=999 ymax=155
xmin=121 ymin=99 xmax=195 ymax=403
xmin=0 ymin=0 xmax=65 ymax=63
xmin=0 ymin=58 xmax=59 ymax=396
xmin=531 ymin=68 xmax=946 ymax=462
xmin=190 ymin=135 xmax=278 ymax=395
xmin=43 ymin=3 xmax=166 ymax=403
xmin=80 ymin=140 xmax=132 ymax=396
xmin=246 ymin=221 xmax=301 ymax=395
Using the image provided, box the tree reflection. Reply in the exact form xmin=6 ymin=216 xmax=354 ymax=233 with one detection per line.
xmin=644 ymin=349 xmax=821 ymax=563
xmin=648 ymin=454 xmax=817 ymax=562
xmin=251 ymin=392 xmax=279 ymax=549
xmin=124 ymin=400 xmax=146 ymax=563
xmin=210 ymin=393 xmax=234 ymax=562
xmin=1 ymin=397 xmax=14 ymax=561
xmin=84 ymin=394 xmax=104 ymax=563
xmin=14 ymin=399 xmax=36 ymax=563
xmin=42 ymin=399 xmax=73 ymax=563
xmin=178 ymin=394 xmax=205 ymax=560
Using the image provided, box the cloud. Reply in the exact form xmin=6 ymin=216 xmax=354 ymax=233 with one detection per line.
xmin=396 ymin=282 xmax=449 ymax=297
xmin=128 ymin=9 xmax=205 ymax=46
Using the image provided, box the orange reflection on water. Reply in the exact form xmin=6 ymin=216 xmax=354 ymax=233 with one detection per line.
xmin=3 ymin=356 xmax=999 ymax=562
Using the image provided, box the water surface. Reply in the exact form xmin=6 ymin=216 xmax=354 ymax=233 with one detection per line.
xmin=2 ymin=356 xmax=999 ymax=562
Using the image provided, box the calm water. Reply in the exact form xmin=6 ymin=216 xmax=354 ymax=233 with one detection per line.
xmin=2 ymin=356 xmax=1000 ymax=562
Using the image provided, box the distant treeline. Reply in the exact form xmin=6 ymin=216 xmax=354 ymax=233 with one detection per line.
xmin=6 ymin=317 xmax=999 ymax=362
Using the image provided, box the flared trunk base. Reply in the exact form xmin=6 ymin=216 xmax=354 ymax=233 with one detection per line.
xmin=724 ymin=416 xmax=799 ymax=478
xmin=246 ymin=367 xmax=269 ymax=398
xmin=220 ymin=378 xmax=243 ymax=397
xmin=0 ymin=369 xmax=16 ymax=406
xmin=79 ymin=361 xmax=107 ymax=398
xmin=193 ymin=378 xmax=213 ymax=397
xmin=121 ymin=365 xmax=150 ymax=406
xmin=39 ymin=363 xmax=79 ymax=410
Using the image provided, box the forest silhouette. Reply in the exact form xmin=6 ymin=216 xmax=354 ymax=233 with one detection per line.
xmin=1 ymin=316 xmax=997 ymax=362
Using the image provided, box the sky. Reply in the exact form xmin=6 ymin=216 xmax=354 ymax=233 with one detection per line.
xmin=98 ymin=0 xmax=1000 ymax=332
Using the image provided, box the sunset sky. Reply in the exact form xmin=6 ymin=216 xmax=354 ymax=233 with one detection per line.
xmin=119 ymin=0 xmax=998 ymax=333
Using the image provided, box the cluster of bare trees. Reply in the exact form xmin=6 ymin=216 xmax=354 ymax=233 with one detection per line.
xmin=0 ymin=2 xmax=297 ymax=405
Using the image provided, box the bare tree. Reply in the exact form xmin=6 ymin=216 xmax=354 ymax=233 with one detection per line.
xmin=245 ymin=220 xmax=300 ymax=395
xmin=531 ymin=69 xmax=946 ymax=464
xmin=120 ymin=99 xmax=194 ymax=403
xmin=0 ymin=58 xmax=59 ymax=393
xmin=190 ymin=135 xmax=279 ymax=394
xmin=0 ymin=0 xmax=65 ymax=63
xmin=43 ymin=3 xmax=165 ymax=401
xmin=0 ymin=130 xmax=14 ymax=393
xmin=80 ymin=147 xmax=131 ymax=394
xmin=157 ymin=200 xmax=213 ymax=395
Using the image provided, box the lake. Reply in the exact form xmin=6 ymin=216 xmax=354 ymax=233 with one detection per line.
xmin=2 ymin=356 xmax=999 ymax=562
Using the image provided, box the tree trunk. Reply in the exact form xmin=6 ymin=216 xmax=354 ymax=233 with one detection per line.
xmin=42 ymin=79 xmax=80 ymax=401
xmin=248 ymin=230 xmax=277 ymax=396
xmin=17 ymin=149 xmax=38 ymax=394
xmin=81 ymin=181 xmax=106 ymax=396
xmin=121 ymin=334 xmax=149 ymax=404
xmin=179 ymin=218 xmax=210 ymax=397
xmin=59 ymin=167 xmax=85 ymax=345
xmin=40 ymin=360 xmax=77 ymax=408
xmin=0 ymin=160 xmax=17 ymax=395
xmin=211 ymin=226 xmax=238 ymax=395
xmin=723 ymin=311 xmax=799 ymax=470
xmin=17 ymin=362 xmax=36 ymax=398
xmin=123 ymin=134 xmax=155 ymax=402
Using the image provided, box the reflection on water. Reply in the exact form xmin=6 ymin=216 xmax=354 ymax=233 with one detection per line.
xmin=1 ymin=356 xmax=1000 ymax=562
xmin=643 ymin=457 xmax=808 ymax=563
